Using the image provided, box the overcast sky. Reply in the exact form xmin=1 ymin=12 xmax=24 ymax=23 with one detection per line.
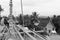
xmin=0 ymin=0 xmax=60 ymax=17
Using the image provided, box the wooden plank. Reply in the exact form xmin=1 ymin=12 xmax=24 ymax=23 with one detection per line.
xmin=32 ymin=32 xmax=46 ymax=40
xmin=13 ymin=26 xmax=24 ymax=40
xmin=34 ymin=31 xmax=44 ymax=32
xmin=20 ymin=28 xmax=45 ymax=40
xmin=20 ymin=30 xmax=44 ymax=34
xmin=36 ymin=32 xmax=47 ymax=40
xmin=24 ymin=31 xmax=37 ymax=40
xmin=17 ymin=25 xmax=37 ymax=40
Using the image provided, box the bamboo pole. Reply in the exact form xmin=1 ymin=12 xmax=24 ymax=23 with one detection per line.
xmin=32 ymin=31 xmax=46 ymax=40
xmin=13 ymin=25 xmax=24 ymax=40
xmin=21 ymin=0 xmax=24 ymax=26
xmin=17 ymin=25 xmax=37 ymax=40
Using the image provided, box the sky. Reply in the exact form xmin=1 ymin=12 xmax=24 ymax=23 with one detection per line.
xmin=0 ymin=0 xmax=60 ymax=17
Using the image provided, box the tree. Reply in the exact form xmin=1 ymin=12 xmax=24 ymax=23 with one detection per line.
xmin=29 ymin=12 xmax=40 ymax=30
xmin=23 ymin=15 xmax=30 ymax=26
xmin=16 ymin=14 xmax=24 ymax=25
xmin=52 ymin=15 xmax=60 ymax=34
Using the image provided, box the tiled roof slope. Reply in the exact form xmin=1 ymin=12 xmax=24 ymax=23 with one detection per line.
xmin=38 ymin=17 xmax=50 ymax=27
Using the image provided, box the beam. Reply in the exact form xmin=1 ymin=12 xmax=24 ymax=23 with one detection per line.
xmin=20 ymin=30 xmax=44 ymax=34
xmin=36 ymin=32 xmax=47 ymax=40
xmin=17 ymin=25 xmax=37 ymax=40
xmin=32 ymin=31 xmax=46 ymax=40
xmin=13 ymin=26 xmax=24 ymax=40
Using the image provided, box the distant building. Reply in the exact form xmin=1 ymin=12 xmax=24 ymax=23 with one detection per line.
xmin=38 ymin=17 xmax=50 ymax=30
xmin=45 ymin=19 xmax=56 ymax=34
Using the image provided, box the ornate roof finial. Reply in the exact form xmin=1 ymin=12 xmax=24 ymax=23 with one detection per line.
xmin=10 ymin=0 xmax=13 ymax=15
xmin=8 ymin=0 xmax=13 ymax=19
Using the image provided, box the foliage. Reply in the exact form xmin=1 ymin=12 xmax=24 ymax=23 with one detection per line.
xmin=16 ymin=12 xmax=41 ymax=30
xmin=52 ymin=15 xmax=60 ymax=34
xmin=16 ymin=12 xmax=50 ymax=31
xmin=16 ymin=14 xmax=23 ymax=25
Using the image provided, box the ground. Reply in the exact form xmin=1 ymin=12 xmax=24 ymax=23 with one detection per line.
xmin=49 ymin=34 xmax=60 ymax=40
